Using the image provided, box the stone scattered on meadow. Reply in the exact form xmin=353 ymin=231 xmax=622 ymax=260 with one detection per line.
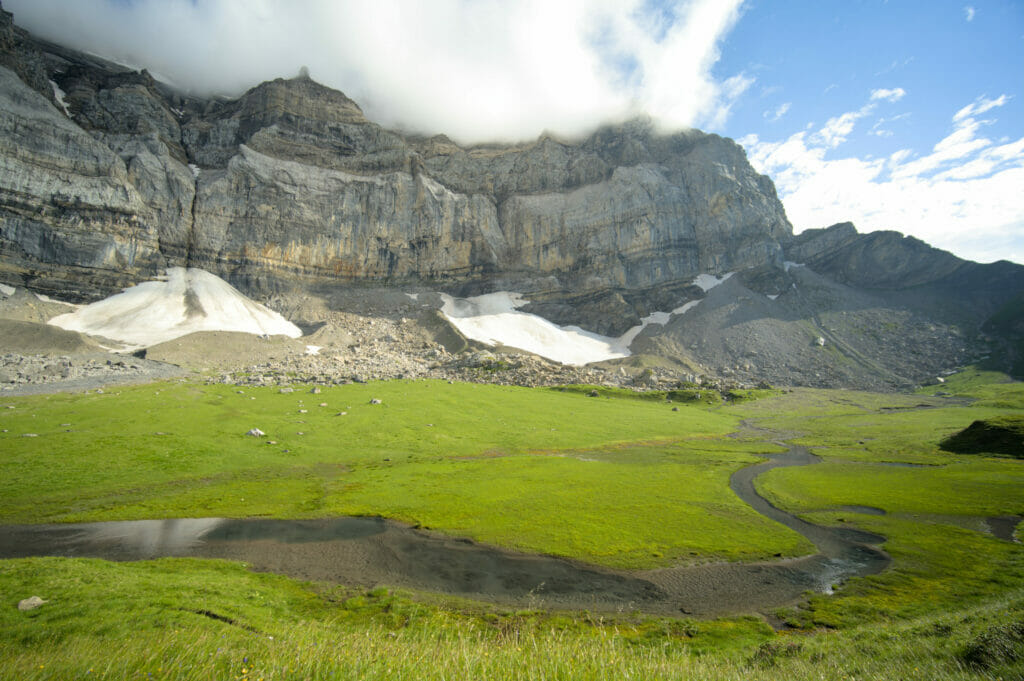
xmin=18 ymin=596 xmax=46 ymax=611
xmin=246 ymin=428 xmax=265 ymax=437
xmin=370 ymin=398 xmax=382 ymax=405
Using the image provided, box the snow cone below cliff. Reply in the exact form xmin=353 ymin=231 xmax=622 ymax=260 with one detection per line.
xmin=48 ymin=267 xmax=301 ymax=348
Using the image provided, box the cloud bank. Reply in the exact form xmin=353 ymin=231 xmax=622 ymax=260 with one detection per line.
xmin=6 ymin=0 xmax=746 ymax=143
xmin=740 ymin=94 xmax=1024 ymax=264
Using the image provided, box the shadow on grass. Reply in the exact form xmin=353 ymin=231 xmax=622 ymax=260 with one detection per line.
xmin=939 ymin=415 xmax=1024 ymax=458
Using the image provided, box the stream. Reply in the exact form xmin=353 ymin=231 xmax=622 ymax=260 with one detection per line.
xmin=0 ymin=445 xmax=894 ymax=617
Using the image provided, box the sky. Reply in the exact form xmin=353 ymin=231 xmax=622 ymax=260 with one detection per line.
xmin=5 ymin=0 xmax=1023 ymax=264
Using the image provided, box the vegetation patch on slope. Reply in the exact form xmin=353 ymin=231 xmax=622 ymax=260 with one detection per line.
xmin=939 ymin=415 xmax=1024 ymax=458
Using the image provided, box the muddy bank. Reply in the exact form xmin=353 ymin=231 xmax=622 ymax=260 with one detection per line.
xmin=0 ymin=517 xmax=667 ymax=613
xmin=0 ymin=445 xmax=893 ymax=617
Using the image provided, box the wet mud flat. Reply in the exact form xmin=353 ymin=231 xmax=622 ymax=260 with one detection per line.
xmin=0 ymin=445 xmax=902 ymax=618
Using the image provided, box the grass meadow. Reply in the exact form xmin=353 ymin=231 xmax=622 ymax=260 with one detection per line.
xmin=1 ymin=370 xmax=1023 ymax=679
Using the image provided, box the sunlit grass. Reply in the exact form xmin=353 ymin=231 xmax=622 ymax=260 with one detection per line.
xmin=1 ymin=556 xmax=1021 ymax=681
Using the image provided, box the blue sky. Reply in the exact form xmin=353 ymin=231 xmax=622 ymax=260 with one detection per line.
xmin=6 ymin=0 xmax=1023 ymax=264
xmin=715 ymin=1 xmax=1024 ymax=263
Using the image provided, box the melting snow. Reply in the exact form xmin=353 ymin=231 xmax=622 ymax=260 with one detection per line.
xmin=405 ymin=293 xmax=419 ymax=301
xmin=692 ymin=272 xmax=734 ymax=292
xmin=439 ymin=272 xmax=738 ymax=366
xmin=672 ymin=300 xmax=701 ymax=315
xmin=48 ymin=267 xmax=301 ymax=349
xmin=188 ymin=163 xmax=201 ymax=179
xmin=305 ymin=345 xmax=321 ymax=356
xmin=0 ymin=283 xmax=14 ymax=296
xmin=49 ymin=80 xmax=70 ymax=116
xmin=440 ymin=292 xmax=630 ymax=366
xmin=34 ymin=292 xmax=76 ymax=306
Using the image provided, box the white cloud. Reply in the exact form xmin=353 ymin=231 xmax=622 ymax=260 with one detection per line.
xmin=811 ymin=110 xmax=869 ymax=148
xmin=742 ymin=93 xmax=1024 ymax=264
xmin=870 ymin=87 xmax=906 ymax=102
xmin=809 ymin=88 xmax=906 ymax=148
xmin=953 ymin=94 xmax=1008 ymax=122
xmin=964 ymin=5 xmax=976 ymax=22
xmin=4 ymin=0 xmax=746 ymax=143
xmin=764 ymin=102 xmax=791 ymax=122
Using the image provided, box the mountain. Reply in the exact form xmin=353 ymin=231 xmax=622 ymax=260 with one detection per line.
xmin=0 ymin=3 xmax=1021 ymax=390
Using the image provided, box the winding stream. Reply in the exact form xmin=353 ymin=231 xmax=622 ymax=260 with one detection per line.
xmin=0 ymin=446 xmax=893 ymax=617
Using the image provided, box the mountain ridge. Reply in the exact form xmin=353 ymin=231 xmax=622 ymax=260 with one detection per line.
xmin=0 ymin=2 xmax=1021 ymax=389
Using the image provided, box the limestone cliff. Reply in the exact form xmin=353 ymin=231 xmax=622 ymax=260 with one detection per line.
xmin=0 ymin=14 xmax=790 ymax=336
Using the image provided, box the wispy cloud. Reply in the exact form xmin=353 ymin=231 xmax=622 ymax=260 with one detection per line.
xmin=954 ymin=94 xmax=1008 ymax=122
xmin=740 ymin=93 xmax=1024 ymax=264
xmin=763 ymin=102 xmax=791 ymax=122
xmin=870 ymin=87 xmax=906 ymax=102
xmin=964 ymin=5 xmax=976 ymax=22
xmin=808 ymin=89 xmax=904 ymax=148
xmin=4 ymin=0 xmax=747 ymax=143
xmin=869 ymin=112 xmax=910 ymax=138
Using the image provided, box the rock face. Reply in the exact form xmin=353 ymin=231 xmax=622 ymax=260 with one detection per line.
xmin=1 ymin=6 xmax=1023 ymax=388
xmin=0 ymin=14 xmax=789 ymax=336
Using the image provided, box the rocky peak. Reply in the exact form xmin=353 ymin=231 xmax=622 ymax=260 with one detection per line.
xmin=0 ymin=6 xmax=786 ymax=336
xmin=0 ymin=0 xmax=53 ymax=108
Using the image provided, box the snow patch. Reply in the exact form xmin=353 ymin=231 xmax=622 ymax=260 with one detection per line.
xmin=783 ymin=261 xmax=804 ymax=272
xmin=0 ymin=283 xmax=14 ymax=297
xmin=692 ymin=272 xmax=733 ymax=292
xmin=49 ymin=80 xmax=70 ymax=116
xmin=440 ymin=292 xmax=630 ymax=366
xmin=34 ymin=292 xmax=76 ymax=307
xmin=672 ymin=300 xmax=702 ymax=316
xmin=305 ymin=345 xmax=321 ymax=356
xmin=405 ymin=293 xmax=419 ymax=301
xmin=437 ymin=271 xmax=737 ymax=365
xmin=616 ymin=310 xmax=675 ymax=348
xmin=767 ymin=294 xmax=779 ymax=301
xmin=188 ymin=163 xmax=201 ymax=178
xmin=48 ymin=267 xmax=301 ymax=349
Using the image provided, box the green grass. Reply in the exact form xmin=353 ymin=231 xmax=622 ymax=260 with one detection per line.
xmin=917 ymin=365 xmax=1024 ymax=409
xmin=758 ymin=462 xmax=1024 ymax=623
xmin=3 ymin=370 xmax=1024 ymax=678
xmin=747 ymin=370 xmax=1024 ymax=630
xmin=1 ymin=556 xmax=1021 ymax=681
xmin=728 ymin=385 xmax=1022 ymax=464
xmin=1 ymin=379 xmax=802 ymax=568
xmin=758 ymin=459 xmax=1024 ymax=517
xmin=329 ymin=442 xmax=810 ymax=568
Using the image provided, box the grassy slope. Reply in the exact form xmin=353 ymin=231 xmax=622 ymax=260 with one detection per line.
xmin=0 ymin=380 xmax=810 ymax=567
xmin=1 ymin=556 xmax=1021 ymax=681
xmin=3 ymin=370 xmax=1024 ymax=678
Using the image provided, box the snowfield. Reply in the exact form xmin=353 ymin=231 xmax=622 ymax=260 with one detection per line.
xmin=49 ymin=267 xmax=301 ymax=348
xmin=438 ymin=273 xmax=734 ymax=366
xmin=440 ymin=292 xmax=631 ymax=366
